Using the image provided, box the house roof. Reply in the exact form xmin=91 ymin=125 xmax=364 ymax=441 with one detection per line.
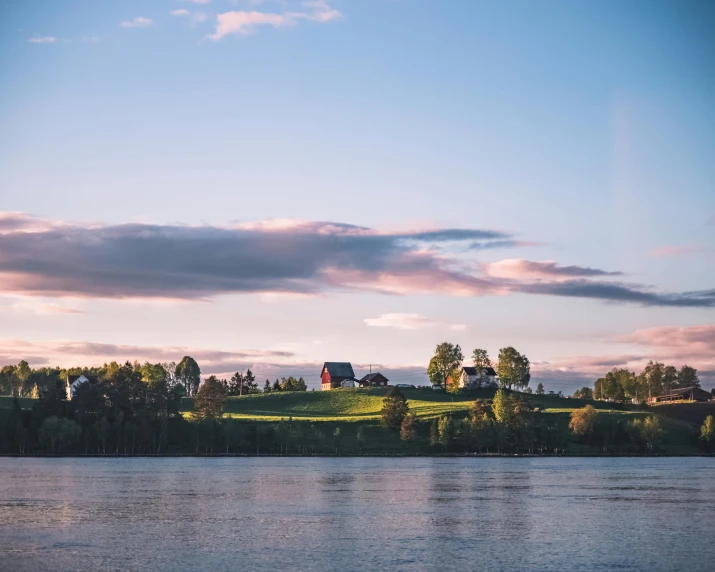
xmin=462 ymin=366 xmax=497 ymax=377
xmin=359 ymin=372 xmax=389 ymax=383
xmin=658 ymin=386 xmax=711 ymax=399
xmin=321 ymin=362 xmax=355 ymax=379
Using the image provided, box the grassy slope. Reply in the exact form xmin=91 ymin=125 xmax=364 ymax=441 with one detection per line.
xmin=179 ymin=387 xmax=636 ymax=421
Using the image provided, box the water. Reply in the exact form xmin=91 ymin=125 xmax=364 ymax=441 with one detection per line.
xmin=0 ymin=457 xmax=713 ymax=571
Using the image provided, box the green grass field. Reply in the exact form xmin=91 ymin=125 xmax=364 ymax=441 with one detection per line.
xmin=177 ymin=387 xmax=631 ymax=422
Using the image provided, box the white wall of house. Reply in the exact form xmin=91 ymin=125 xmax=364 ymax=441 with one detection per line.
xmin=459 ymin=370 xmax=497 ymax=389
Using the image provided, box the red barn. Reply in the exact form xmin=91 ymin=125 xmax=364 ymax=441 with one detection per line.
xmin=321 ymin=362 xmax=356 ymax=390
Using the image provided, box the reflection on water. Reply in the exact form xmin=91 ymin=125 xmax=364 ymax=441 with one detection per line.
xmin=0 ymin=458 xmax=714 ymax=571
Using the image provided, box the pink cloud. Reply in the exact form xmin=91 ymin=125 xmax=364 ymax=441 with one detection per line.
xmin=209 ymin=1 xmax=341 ymax=40
xmin=484 ymin=258 xmax=622 ymax=281
xmin=650 ymin=245 xmax=704 ymax=258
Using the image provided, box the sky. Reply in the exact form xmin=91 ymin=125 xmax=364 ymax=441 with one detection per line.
xmin=1 ymin=0 xmax=714 ymax=392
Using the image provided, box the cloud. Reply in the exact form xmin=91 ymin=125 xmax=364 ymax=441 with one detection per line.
xmin=0 ymin=214 xmax=505 ymax=300
xmin=28 ymin=36 xmax=56 ymax=44
xmin=1 ymin=213 xmax=714 ymax=308
xmin=364 ymin=313 xmax=466 ymax=331
xmin=209 ymin=0 xmax=341 ymax=40
xmin=120 ymin=17 xmax=154 ymax=29
xmin=364 ymin=313 xmax=437 ymax=330
xmin=0 ymin=339 xmax=294 ymax=376
xmin=171 ymin=9 xmax=208 ymax=23
xmin=181 ymin=0 xmax=211 ymax=4
xmin=620 ymin=324 xmax=715 ymax=364
xmin=484 ymin=259 xmax=623 ymax=281
xmin=650 ymin=245 xmax=705 ymax=258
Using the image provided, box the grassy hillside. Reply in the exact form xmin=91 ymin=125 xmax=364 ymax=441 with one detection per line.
xmin=178 ymin=387 xmax=632 ymax=422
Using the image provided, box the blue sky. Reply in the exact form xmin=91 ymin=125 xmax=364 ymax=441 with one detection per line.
xmin=1 ymin=0 xmax=714 ymax=390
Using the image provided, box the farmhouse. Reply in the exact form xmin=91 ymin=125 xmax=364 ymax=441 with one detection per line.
xmin=458 ymin=366 xmax=498 ymax=389
xmin=358 ymin=373 xmax=389 ymax=387
xmin=320 ymin=362 xmax=357 ymax=390
xmin=66 ymin=374 xmax=99 ymax=398
xmin=649 ymin=386 xmax=712 ymax=404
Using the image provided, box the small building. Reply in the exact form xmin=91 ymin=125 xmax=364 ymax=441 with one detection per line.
xmin=394 ymin=383 xmax=415 ymax=389
xmin=66 ymin=374 xmax=99 ymax=399
xmin=649 ymin=386 xmax=712 ymax=404
xmin=358 ymin=373 xmax=389 ymax=387
xmin=458 ymin=366 xmax=498 ymax=389
xmin=320 ymin=362 xmax=356 ymax=390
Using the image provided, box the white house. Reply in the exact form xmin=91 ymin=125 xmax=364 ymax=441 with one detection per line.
xmin=66 ymin=374 xmax=98 ymax=398
xmin=458 ymin=366 xmax=498 ymax=389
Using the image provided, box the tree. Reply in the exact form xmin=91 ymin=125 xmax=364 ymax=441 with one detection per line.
xmin=639 ymin=415 xmax=662 ymax=453
xmin=536 ymin=383 xmax=545 ymax=395
xmin=700 ymin=415 xmax=715 ymax=453
xmin=676 ymin=365 xmax=699 ymax=388
xmin=272 ymin=379 xmax=281 ymax=392
xmin=333 ymin=427 xmax=341 ymax=454
xmin=662 ymin=365 xmax=677 ymax=395
xmin=569 ymin=405 xmax=599 ymax=438
xmin=176 ymin=356 xmax=201 ymax=397
xmin=400 ymin=413 xmax=417 ymax=441
xmin=437 ymin=415 xmax=455 ymax=449
xmin=380 ymin=387 xmax=409 ymax=431
xmin=471 ymin=349 xmax=492 ymax=389
xmin=192 ymin=376 xmax=227 ymax=421
xmin=429 ymin=418 xmax=440 ymax=446
xmin=229 ymin=372 xmax=244 ymax=396
xmin=356 ymin=426 xmax=365 ymax=453
xmin=641 ymin=361 xmax=665 ymax=400
xmin=491 ymin=389 xmax=515 ymax=424
xmin=495 ymin=347 xmax=530 ymax=390
xmin=244 ymin=370 xmax=258 ymax=394
xmin=573 ymin=387 xmax=593 ymax=400
xmin=263 ymin=379 xmax=271 ymax=393
xmin=446 ymin=370 xmax=462 ymax=395
xmin=427 ymin=343 xmax=464 ymax=388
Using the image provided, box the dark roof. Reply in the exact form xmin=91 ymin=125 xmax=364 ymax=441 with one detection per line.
xmin=321 ymin=362 xmax=355 ymax=379
xmin=462 ymin=366 xmax=497 ymax=377
xmin=658 ymin=387 xmax=711 ymax=399
xmin=359 ymin=372 xmax=389 ymax=383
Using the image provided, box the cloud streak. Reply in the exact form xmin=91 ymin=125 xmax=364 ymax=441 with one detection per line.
xmin=1 ymin=213 xmax=713 ymax=308
xmin=120 ymin=17 xmax=154 ymax=29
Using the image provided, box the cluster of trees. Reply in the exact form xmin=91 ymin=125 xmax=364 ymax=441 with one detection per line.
xmin=0 ymin=355 xmax=312 ymax=455
xmin=594 ymin=361 xmax=701 ymax=402
xmin=426 ymin=343 xmax=531 ymax=391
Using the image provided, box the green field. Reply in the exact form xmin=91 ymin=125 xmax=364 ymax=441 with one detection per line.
xmin=177 ymin=387 xmax=633 ymax=421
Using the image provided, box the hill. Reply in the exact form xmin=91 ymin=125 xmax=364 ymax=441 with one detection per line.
xmin=179 ymin=387 xmax=628 ymax=421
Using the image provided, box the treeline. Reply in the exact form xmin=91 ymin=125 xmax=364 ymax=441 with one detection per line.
xmin=0 ymin=355 xmax=309 ymax=456
xmin=427 ymin=343 xmax=531 ymax=391
xmin=591 ymin=361 xmax=702 ymax=402
xmin=378 ymin=387 xmax=696 ymax=454
xmin=0 ymin=358 xmax=308 ymax=399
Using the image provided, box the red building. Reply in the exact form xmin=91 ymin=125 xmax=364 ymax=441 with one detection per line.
xmin=321 ymin=362 xmax=356 ymax=390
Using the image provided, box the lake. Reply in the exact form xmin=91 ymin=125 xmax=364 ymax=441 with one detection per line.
xmin=0 ymin=457 xmax=713 ymax=571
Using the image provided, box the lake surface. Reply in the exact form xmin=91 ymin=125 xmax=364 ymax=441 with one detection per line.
xmin=1 ymin=457 xmax=714 ymax=571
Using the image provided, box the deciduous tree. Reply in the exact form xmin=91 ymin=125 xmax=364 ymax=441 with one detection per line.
xmin=427 ymin=343 xmax=464 ymax=388
xmin=380 ymin=387 xmax=409 ymax=431
xmin=176 ymin=356 xmax=201 ymax=397
xmin=495 ymin=347 xmax=530 ymax=390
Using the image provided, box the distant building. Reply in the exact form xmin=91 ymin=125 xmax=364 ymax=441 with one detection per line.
xmin=66 ymin=374 xmax=99 ymax=398
xmin=358 ymin=373 xmax=389 ymax=387
xmin=320 ymin=362 xmax=356 ymax=390
xmin=394 ymin=383 xmax=415 ymax=389
xmin=458 ymin=366 xmax=498 ymax=389
xmin=649 ymin=387 xmax=712 ymax=404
